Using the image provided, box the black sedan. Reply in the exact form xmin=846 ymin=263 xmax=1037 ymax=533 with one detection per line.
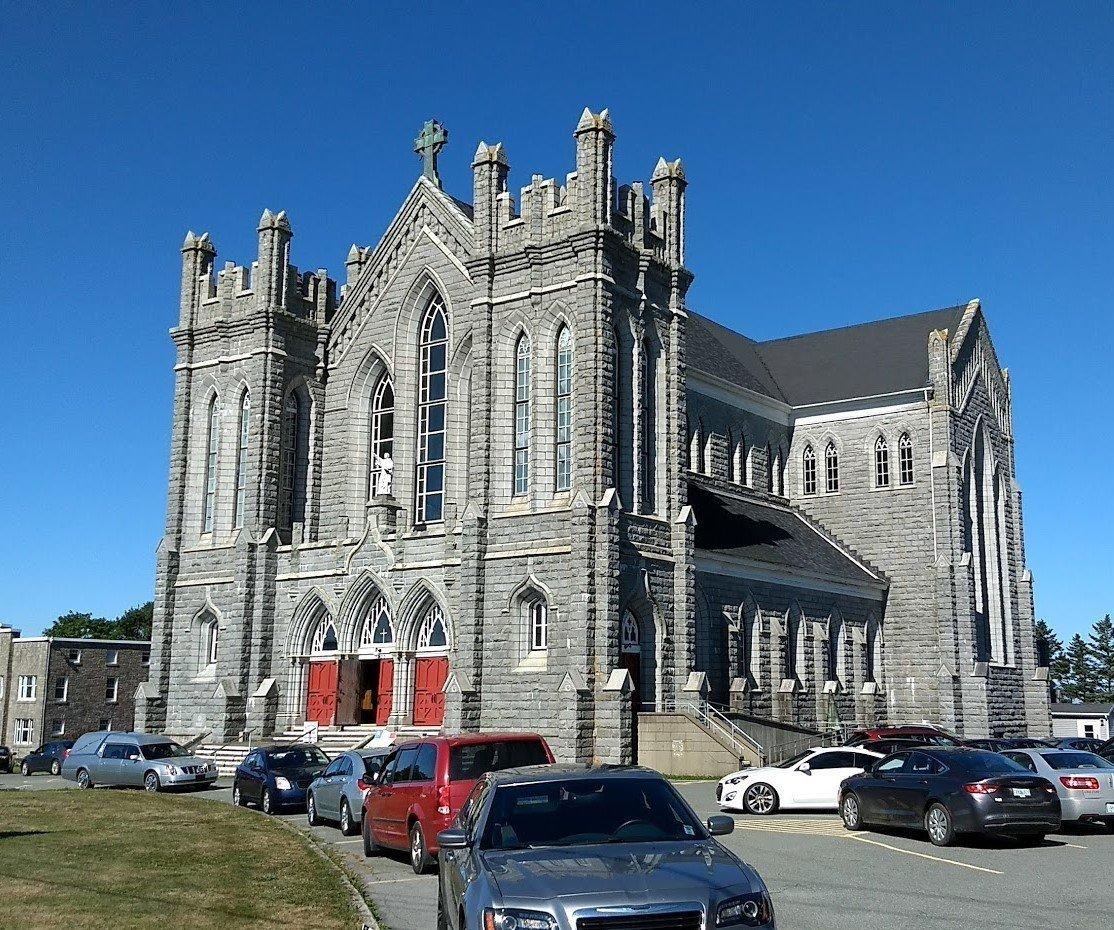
xmin=838 ymin=747 xmax=1060 ymax=846
xmin=0 ymin=745 xmax=12 ymax=773
xmin=19 ymin=739 xmax=75 ymax=776
xmin=232 ymin=744 xmax=330 ymax=814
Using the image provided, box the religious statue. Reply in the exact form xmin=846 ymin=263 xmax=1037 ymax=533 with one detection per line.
xmin=372 ymin=452 xmax=394 ymax=496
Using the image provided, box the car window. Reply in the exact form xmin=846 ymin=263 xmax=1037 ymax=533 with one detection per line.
xmin=324 ymin=759 xmax=344 ymax=777
xmin=141 ymin=742 xmax=189 ymax=761
xmin=413 ymin=744 xmax=438 ymax=782
xmin=392 ymin=747 xmax=419 ymax=784
xmin=854 ymin=752 xmax=880 ymax=769
xmin=457 ymin=779 xmax=487 ymax=835
xmin=102 ymin=743 xmax=129 ymax=760
xmin=1043 ymin=752 xmax=1114 ymax=770
xmin=875 ymin=753 xmax=910 ymax=774
xmin=1003 ymin=752 xmax=1038 ymax=772
xmin=773 ymin=750 xmax=812 ymax=769
xmin=808 ymin=751 xmax=856 ymax=769
xmin=266 ymin=746 xmax=330 ymax=769
xmin=908 ymin=752 xmax=945 ymax=775
xmin=361 ymin=754 xmax=387 ymax=779
xmin=449 ymin=739 xmax=550 ymax=781
xmin=379 ymin=751 xmax=399 ymax=783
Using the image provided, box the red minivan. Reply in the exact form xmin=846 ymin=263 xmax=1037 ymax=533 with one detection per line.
xmin=362 ymin=733 xmax=554 ymax=872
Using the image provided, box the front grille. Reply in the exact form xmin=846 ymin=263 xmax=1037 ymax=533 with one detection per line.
xmin=180 ymin=765 xmax=207 ymax=775
xmin=577 ymin=911 xmax=702 ymax=930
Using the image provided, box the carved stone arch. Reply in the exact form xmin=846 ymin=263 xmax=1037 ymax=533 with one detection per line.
xmin=396 ymin=579 xmax=452 ymax=653
xmin=190 ymin=595 xmax=224 ymax=630
xmin=619 ymin=576 xmax=662 ymax=707
xmin=541 ymin=299 xmax=575 ymax=347
xmin=507 ymin=572 xmax=554 ymax=612
xmin=336 ymin=568 xmax=396 ymax=651
xmin=346 ymin=344 xmax=394 ymax=411
xmin=393 ymin=266 xmax=454 ymax=351
xmin=285 ymin=586 xmax=337 ymax=658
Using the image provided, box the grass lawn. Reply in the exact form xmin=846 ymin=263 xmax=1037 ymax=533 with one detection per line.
xmin=0 ymin=789 xmax=357 ymax=929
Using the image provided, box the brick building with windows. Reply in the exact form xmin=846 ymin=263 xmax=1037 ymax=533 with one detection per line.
xmin=139 ymin=111 xmax=1049 ymax=760
xmin=0 ymin=624 xmax=149 ymax=750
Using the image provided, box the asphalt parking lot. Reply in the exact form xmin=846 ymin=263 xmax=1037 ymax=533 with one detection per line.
xmin=4 ymin=773 xmax=1113 ymax=929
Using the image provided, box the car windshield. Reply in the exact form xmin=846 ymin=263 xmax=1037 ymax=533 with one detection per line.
xmin=449 ymin=740 xmax=549 ymax=781
xmin=1043 ymin=752 xmax=1114 ymax=770
xmin=774 ymin=751 xmax=812 ymax=769
xmin=481 ymin=777 xmax=704 ymax=850
xmin=140 ymin=742 xmax=190 ymax=760
xmin=267 ymin=747 xmax=330 ymax=769
xmin=956 ymin=751 xmax=1027 ymax=775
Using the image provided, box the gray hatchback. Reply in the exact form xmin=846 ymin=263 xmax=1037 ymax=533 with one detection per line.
xmin=307 ymin=748 xmax=390 ymax=835
xmin=436 ymin=764 xmax=774 ymax=930
xmin=61 ymin=731 xmax=218 ymax=792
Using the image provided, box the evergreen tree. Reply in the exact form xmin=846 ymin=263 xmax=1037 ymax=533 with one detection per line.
xmin=1088 ymin=614 xmax=1114 ymax=701
xmin=1062 ymin=633 xmax=1098 ymax=702
xmin=1035 ymin=619 xmax=1068 ymax=700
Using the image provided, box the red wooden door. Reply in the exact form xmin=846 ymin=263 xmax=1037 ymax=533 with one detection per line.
xmin=306 ymin=660 xmax=338 ymax=726
xmin=375 ymin=659 xmax=394 ymax=726
xmin=412 ymin=657 xmax=449 ymax=727
xmin=619 ymin=653 xmax=642 ymax=711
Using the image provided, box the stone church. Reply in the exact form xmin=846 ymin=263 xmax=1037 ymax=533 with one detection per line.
xmin=138 ymin=110 xmax=1050 ymax=760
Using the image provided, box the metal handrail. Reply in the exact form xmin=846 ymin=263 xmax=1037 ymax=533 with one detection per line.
xmin=643 ymin=698 xmax=765 ymax=763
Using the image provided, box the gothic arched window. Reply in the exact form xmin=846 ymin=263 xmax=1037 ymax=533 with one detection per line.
xmin=311 ymin=620 xmax=338 ymax=653
xmin=898 ymin=432 xmax=914 ymax=485
xmin=359 ymin=594 xmax=394 ymax=649
xmin=513 ymin=332 xmax=531 ymax=496
xmin=202 ymin=615 xmax=219 ymax=668
xmin=416 ymin=296 xmax=448 ymax=523
xmin=202 ymin=396 xmax=220 ymax=533
xmin=875 ymin=435 xmax=890 ymax=488
xmin=368 ymin=375 xmax=394 ymax=499
xmin=802 ymin=445 xmax=817 ymax=495
xmin=529 ymin=601 xmax=548 ymax=652
xmin=280 ymin=390 xmax=310 ymax=530
xmin=555 ymin=327 xmax=573 ymax=492
xmin=233 ymin=392 xmax=250 ymax=528
xmin=417 ymin=605 xmax=448 ymax=650
xmin=640 ymin=337 xmax=656 ymax=511
xmin=621 ymin=612 xmax=641 ymax=653
xmin=825 ymin=442 xmax=840 ymax=493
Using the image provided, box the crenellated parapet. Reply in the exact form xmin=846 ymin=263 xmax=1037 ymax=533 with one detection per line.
xmin=177 ymin=211 xmax=336 ymax=332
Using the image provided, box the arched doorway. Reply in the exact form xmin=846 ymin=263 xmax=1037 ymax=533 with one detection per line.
xmin=305 ymin=616 xmax=340 ymax=726
xmin=355 ymin=592 xmax=396 ymax=726
xmin=412 ymin=604 xmax=450 ymax=727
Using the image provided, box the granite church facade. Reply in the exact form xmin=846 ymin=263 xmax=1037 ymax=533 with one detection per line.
xmin=138 ymin=111 xmax=1050 ymax=759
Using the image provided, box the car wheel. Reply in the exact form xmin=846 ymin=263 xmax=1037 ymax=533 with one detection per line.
xmin=307 ymin=792 xmax=320 ymax=826
xmin=262 ymin=788 xmax=274 ymax=815
xmin=76 ymin=768 xmax=92 ymax=789
xmin=409 ymin=821 xmax=430 ymax=874
xmin=925 ymin=803 xmax=955 ymax=847
xmin=840 ymin=792 xmax=864 ymax=831
xmin=233 ymin=783 xmax=246 ymax=807
xmin=50 ymin=759 xmax=62 ymax=776
xmin=340 ymin=799 xmax=356 ymax=836
xmin=20 ymin=762 xmax=30 ymax=777
xmin=144 ymin=771 xmax=161 ymax=793
xmin=362 ymin=816 xmax=379 ymax=858
xmin=743 ymin=782 xmax=779 ymax=816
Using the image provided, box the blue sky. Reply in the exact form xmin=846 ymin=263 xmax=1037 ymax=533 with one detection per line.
xmin=0 ymin=2 xmax=1110 ymax=638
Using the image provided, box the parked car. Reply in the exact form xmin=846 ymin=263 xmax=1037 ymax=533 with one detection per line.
xmin=19 ymin=739 xmax=75 ymax=776
xmin=307 ymin=748 xmax=390 ymax=835
xmin=1000 ymin=748 xmax=1114 ymax=828
xmin=0 ymin=746 xmax=13 ymax=774
xmin=718 ymin=746 xmax=883 ymax=814
xmin=436 ymin=764 xmax=774 ymax=930
xmin=1043 ymin=737 xmax=1108 ymax=753
xmin=846 ymin=737 xmax=941 ymax=758
xmin=233 ymin=744 xmax=330 ymax=814
xmin=839 ymin=747 xmax=1060 ymax=846
xmin=961 ymin=738 xmax=1053 ymax=752
xmin=60 ymin=731 xmax=218 ymax=791
xmin=1097 ymin=737 xmax=1114 ymax=762
xmin=845 ymin=726 xmax=956 ymax=747
xmin=364 ymin=732 xmax=554 ymax=873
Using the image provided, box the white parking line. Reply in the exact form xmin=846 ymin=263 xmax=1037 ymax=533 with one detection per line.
xmin=846 ymin=834 xmax=1003 ymax=875
xmin=1062 ymin=843 xmax=1088 ymax=850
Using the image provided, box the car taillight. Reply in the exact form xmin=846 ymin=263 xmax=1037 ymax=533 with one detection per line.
xmin=962 ymin=781 xmax=999 ymax=794
xmin=63 ymin=749 xmax=70 ymax=759
xmin=1060 ymin=775 xmax=1100 ymax=791
xmin=357 ymin=778 xmax=370 ymax=793
xmin=437 ymin=784 xmax=451 ymax=816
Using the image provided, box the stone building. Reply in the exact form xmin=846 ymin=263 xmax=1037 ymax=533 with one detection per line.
xmin=0 ymin=624 xmax=149 ymax=749
xmin=139 ymin=111 xmax=1049 ymax=760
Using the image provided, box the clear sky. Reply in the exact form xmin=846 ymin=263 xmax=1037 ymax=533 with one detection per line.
xmin=0 ymin=2 xmax=1110 ymax=638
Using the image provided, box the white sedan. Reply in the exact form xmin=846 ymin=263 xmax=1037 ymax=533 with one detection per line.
xmin=717 ymin=746 xmax=883 ymax=815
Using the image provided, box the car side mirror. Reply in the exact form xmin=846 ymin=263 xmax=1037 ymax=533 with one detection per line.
xmin=706 ymin=815 xmax=734 ymax=836
xmin=437 ymin=828 xmax=469 ymax=850
xmin=798 ymin=762 xmax=811 ymax=775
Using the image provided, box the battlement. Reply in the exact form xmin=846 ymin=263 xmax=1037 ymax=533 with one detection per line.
xmin=178 ymin=212 xmax=336 ymax=330
xmin=471 ymin=107 xmax=686 ymax=268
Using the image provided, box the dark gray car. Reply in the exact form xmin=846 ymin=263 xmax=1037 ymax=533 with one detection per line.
xmin=436 ymin=765 xmax=774 ymax=930
xmin=307 ymin=748 xmax=390 ymax=835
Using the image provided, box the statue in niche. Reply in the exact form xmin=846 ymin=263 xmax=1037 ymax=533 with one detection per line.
xmin=372 ymin=452 xmax=394 ymax=497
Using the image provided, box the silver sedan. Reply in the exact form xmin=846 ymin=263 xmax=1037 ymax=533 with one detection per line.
xmin=1001 ymin=748 xmax=1114 ymax=828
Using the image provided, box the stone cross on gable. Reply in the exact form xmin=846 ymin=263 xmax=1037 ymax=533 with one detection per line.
xmin=414 ymin=119 xmax=448 ymax=188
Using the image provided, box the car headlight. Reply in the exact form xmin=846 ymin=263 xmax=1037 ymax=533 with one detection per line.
xmin=482 ymin=907 xmax=558 ymax=930
xmin=274 ymin=776 xmax=292 ymax=790
xmin=165 ymin=765 xmax=179 ymax=776
xmin=717 ymin=892 xmax=773 ymax=927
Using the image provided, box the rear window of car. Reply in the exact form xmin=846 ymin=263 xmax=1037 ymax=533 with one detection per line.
xmin=361 ymin=754 xmax=388 ymax=778
xmin=1043 ymin=752 xmax=1114 ymax=770
xmin=954 ymin=751 xmax=1026 ymax=775
xmin=449 ymin=739 xmax=549 ymax=781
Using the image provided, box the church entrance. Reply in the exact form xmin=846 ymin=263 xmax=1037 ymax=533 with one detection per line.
xmin=620 ymin=611 xmax=643 ymax=760
xmin=306 ymin=660 xmax=339 ymax=726
xmin=358 ymin=658 xmax=394 ymax=725
xmin=413 ymin=656 xmax=448 ymax=727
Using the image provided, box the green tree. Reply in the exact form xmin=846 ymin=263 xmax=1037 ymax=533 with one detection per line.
xmin=114 ymin=602 xmax=154 ymax=640
xmin=1062 ymin=632 xmax=1098 ymax=702
xmin=1035 ymin=619 xmax=1068 ymax=700
xmin=1088 ymin=614 xmax=1114 ymax=701
xmin=44 ymin=602 xmax=153 ymax=641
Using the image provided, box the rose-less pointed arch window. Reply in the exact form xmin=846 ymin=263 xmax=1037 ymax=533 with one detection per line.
xmin=233 ymin=392 xmax=250 ymax=528
xmin=359 ymin=594 xmax=394 ymax=649
xmin=202 ymin=397 xmax=220 ymax=533
xmin=311 ymin=619 xmax=338 ymax=654
xmin=280 ymin=391 xmax=310 ymax=530
xmin=416 ymin=296 xmax=448 ymax=523
xmin=875 ymin=435 xmax=890 ymax=488
xmin=368 ymin=375 xmax=395 ymax=499
xmin=802 ymin=444 xmax=817 ymax=495
xmin=898 ymin=433 xmax=914 ymax=485
xmin=513 ymin=333 xmax=532 ymax=496
xmin=416 ymin=605 xmax=449 ymax=650
xmin=825 ymin=442 xmax=840 ymax=493
xmin=555 ymin=326 xmax=573 ymax=492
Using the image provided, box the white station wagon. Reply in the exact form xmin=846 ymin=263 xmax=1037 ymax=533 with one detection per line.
xmin=718 ymin=746 xmax=882 ymax=815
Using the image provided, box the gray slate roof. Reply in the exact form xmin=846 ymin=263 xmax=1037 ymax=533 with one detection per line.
xmin=688 ymin=483 xmax=884 ymax=590
xmin=688 ymin=304 xmax=968 ymax=406
xmin=1050 ymin=703 xmax=1114 ymax=716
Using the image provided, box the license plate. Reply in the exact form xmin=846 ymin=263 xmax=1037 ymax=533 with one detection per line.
xmin=1011 ymin=787 xmax=1031 ymax=798
xmin=195 ymin=773 xmax=207 ymax=781
xmin=1106 ymin=802 xmax=1114 ymax=814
